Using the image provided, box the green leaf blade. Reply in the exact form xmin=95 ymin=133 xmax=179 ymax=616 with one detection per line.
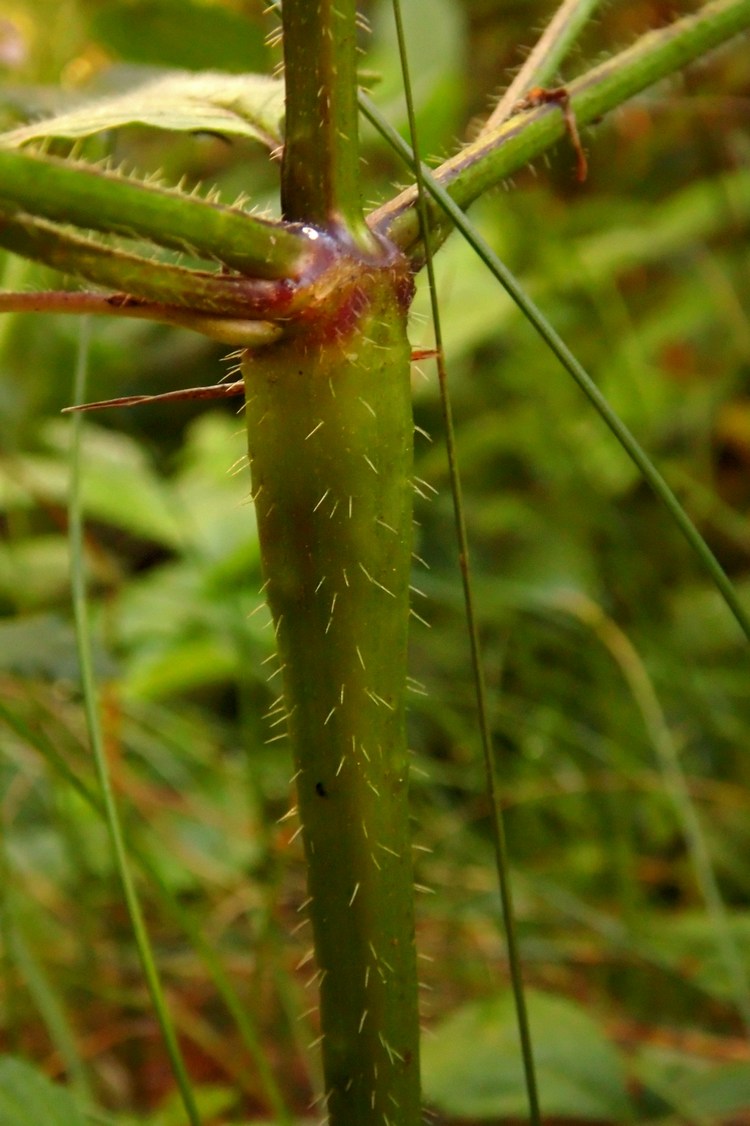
xmin=1 ymin=71 xmax=285 ymax=150
xmin=0 ymin=1058 xmax=88 ymax=1126
xmin=422 ymin=991 xmax=634 ymax=1121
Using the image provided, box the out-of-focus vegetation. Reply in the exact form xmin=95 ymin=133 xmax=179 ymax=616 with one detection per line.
xmin=1 ymin=1 xmax=750 ymax=1122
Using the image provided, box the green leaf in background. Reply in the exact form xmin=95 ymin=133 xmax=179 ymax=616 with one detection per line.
xmin=91 ymin=0 xmax=269 ymax=74
xmin=366 ymin=0 xmax=466 ymax=155
xmin=112 ymin=413 xmax=267 ymax=699
xmin=635 ymin=1046 xmax=750 ymax=1121
xmin=1 ymin=71 xmax=285 ymax=149
xmin=116 ymin=1081 xmax=239 ymax=1125
xmin=422 ymin=989 xmax=634 ymax=1121
xmin=0 ymin=612 xmax=115 ymax=678
xmin=0 ymin=535 xmax=76 ymax=610
xmin=664 ymin=1059 xmax=750 ymax=1117
xmin=41 ymin=419 xmax=186 ymax=548
xmin=638 ymin=911 xmax=750 ymax=1004
xmin=0 ymin=1057 xmax=87 ymax=1126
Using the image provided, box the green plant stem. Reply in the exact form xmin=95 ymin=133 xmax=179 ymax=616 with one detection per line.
xmin=280 ymin=0 xmax=378 ymax=252
xmin=69 ymin=322 xmax=203 ymax=1126
xmin=361 ymin=97 xmax=750 ymax=645
xmin=372 ymin=0 xmax=750 ymax=254
xmin=1 ymin=1 xmax=745 ymax=314
xmin=243 ymin=250 xmax=420 ymax=1126
xmin=390 ymin=0 xmax=541 ymax=1121
xmin=0 ymin=291 xmax=282 ymax=346
xmin=0 ymin=146 xmax=311 ymax=277
xmin=0 ymin=212 xmax=303 ymax=321
xmin=483 ymin=0 xmax=603 ymax=132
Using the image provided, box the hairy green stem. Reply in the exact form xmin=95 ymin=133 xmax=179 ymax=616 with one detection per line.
xmin=1 ymin=2 xmax=745 ymax=310
xmin=483 ymin=0 xmax=604 ymax=132
xmin=280 ymin=0 xmax=377 ymax=252
xmin=0 ymin=290 xmax=281 ymax=346
xmin=243 ymin=248 xmax=420 ymax=1126
xmin=362 ymin=99 xmax=750 ymax=644
xmin=0 ymin=146 xmax=311 ymax=277
xmin=373 ymin=0 xmax=750 ymax=253
xmin=0 ymin=212 xmax=305 ymax=320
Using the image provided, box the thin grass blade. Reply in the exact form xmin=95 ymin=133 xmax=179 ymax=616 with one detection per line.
xmin=68 ymin=321 xmax=203 ymax=1126
xmin=388 ymin=4 xmax=542 ymax=1121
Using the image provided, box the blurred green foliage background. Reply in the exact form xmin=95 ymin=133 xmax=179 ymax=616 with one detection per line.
xmin=1 ymin=1 xmax=750 ymax=1122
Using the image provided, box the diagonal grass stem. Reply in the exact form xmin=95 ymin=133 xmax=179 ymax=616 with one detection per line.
xmin=360 ymin=93 xmax=750 ymax=646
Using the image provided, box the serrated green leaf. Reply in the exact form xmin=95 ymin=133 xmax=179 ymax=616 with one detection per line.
xmin=0 ymin=1058 xmax=87 ymax=1126
xmin=422 ymin=989 xmax=634 ymax=1121
xmin=0 ymin=71 xmax=285 ymax=149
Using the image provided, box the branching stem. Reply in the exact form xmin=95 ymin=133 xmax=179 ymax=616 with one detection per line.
xmin=372 ymin=0 xmax=750 ymax=254
xmin=0 ymin=146 xmax=311 ymax=277
xmin=482 ymin=0 xmax=603 ymax=133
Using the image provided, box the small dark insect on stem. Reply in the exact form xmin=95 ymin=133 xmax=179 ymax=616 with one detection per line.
xmin=514 ymin=85 xmax=588 ymax=182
